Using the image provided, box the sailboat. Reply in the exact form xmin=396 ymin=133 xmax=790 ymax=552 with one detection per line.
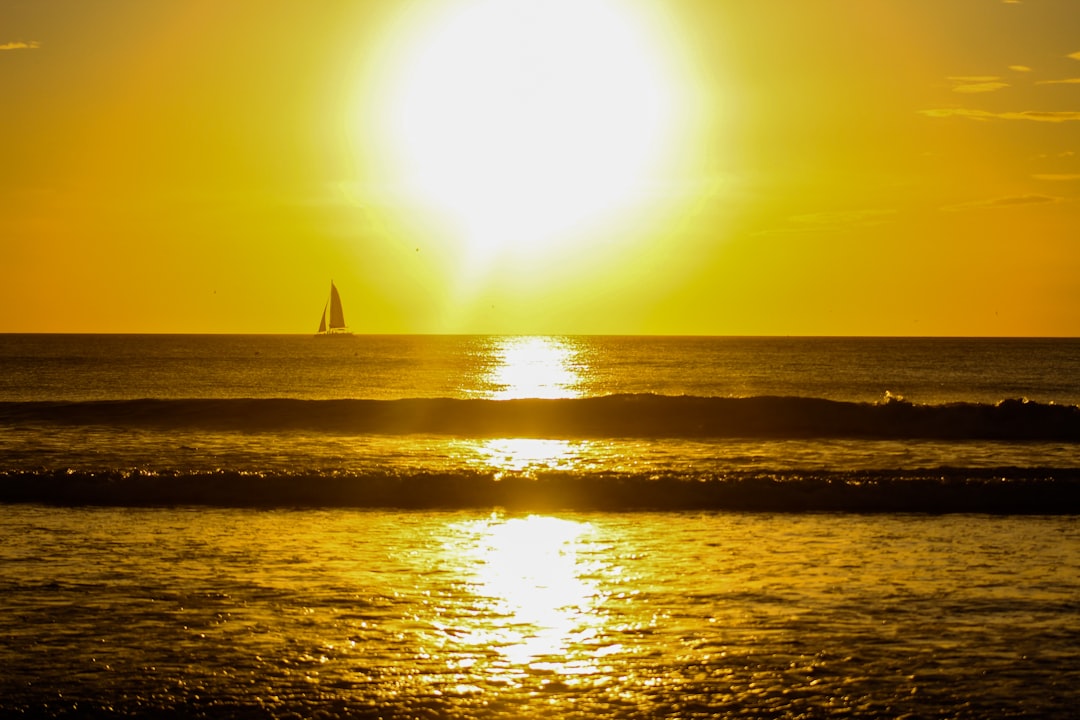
xmin=315 ymin=281 xmax=353 ymax=336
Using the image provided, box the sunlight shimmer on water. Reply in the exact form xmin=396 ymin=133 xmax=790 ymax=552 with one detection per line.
xmin=443 ymin=515 xmax=611 ymax=687
xmin=4 ymin=507 xmax=1080 ymax=717
xmin=486 ymin=336 xmax=583 ymax=400
xmin=476 ymin=438 xmax=581 ymax=478
xmin=471 ymin=337 xmax=591 ymax=476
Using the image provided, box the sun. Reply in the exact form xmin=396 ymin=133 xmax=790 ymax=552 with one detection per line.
xmin=362 ymin=0 xmax=689 ymax=275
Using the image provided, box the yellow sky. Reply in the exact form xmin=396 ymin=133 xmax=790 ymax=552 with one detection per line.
xmin=2 ymin=0 xmax=1079 ymax=335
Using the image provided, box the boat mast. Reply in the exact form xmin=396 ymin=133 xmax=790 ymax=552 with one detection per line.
xmin=317 ymin=300 xmax=328 ymax=334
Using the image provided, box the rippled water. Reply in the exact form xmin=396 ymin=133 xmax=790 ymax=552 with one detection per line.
xmin=4 ymin=335 xmax=1080 ymax=405
xmin=4 ymin=334 xmax=1080 ymax=485
xmin=3 ymin=507 xmax=1078 ymax=718
xmin=4 ymin=335 xmax=1080 ymax=716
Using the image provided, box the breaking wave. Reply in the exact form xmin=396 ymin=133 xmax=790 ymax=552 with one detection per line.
xmin=2 ymin=467 xmax=1079 ymax=514
xmin=3 ymin=394 xmax=1079 ymax=440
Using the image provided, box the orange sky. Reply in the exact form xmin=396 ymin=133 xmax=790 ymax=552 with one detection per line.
xmin=2 ymin=0 xmax=1079 ymax=335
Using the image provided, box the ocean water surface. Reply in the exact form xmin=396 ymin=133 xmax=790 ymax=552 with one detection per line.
xmin=2 ymin=334 xmax=1080 ymax=717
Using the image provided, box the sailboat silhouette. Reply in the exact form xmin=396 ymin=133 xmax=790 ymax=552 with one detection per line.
xmin=315 ymin=281 xmax=352 ymax=336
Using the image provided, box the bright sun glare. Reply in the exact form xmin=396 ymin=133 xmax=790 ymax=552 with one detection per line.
xmin=370 ymin=0 xmax=686 ymax=273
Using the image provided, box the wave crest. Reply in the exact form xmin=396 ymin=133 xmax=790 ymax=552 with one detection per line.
xmin=3 ymin=395 xmax=1079 ymax=441
xmin=2 ymin=467 xmax=1079 ymax=513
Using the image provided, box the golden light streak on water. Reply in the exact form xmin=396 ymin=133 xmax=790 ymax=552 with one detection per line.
xmin=5 ymin=506 xmax=1080 ymax=717
xmin=436 ymin=515 xmax=616 ymax=690
xmin=475 ymin=438 xmax=580 ymax=477
xmin=477 ymin=337 xmax=587 ymax=476
xmin=487 ymin=336 xmax=583 ymax=400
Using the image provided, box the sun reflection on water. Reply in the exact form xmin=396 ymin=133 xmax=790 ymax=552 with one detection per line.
xmin=486 ymin=336 xmax=583 ymax=400
xmin=474 ymin=336 xmax=591 ymax=476
xmin=440 ymin=342 xmax=609 ymax=685
xmin=477 ymin=438 xmax=578 ymax=477
xmin=438 ymin=514 xmax=615 ymax=687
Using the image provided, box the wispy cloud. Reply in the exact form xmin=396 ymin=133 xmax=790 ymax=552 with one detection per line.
xmin=789 ymin=209 xmax=897 ymax=226
xmin=1033 ymin=174 xmax=1080 ymax=181
xmin=942 ymin=194 xmax=1062 ymax=212
xmin=1069 ymin=51 xmax=1080 ymax=61
xmin=948 ymin=76 xmax=1009 ymax=93
xmin=1036 ymin=78 xmax=1080 ymax=85
xmin=921 ymin=108 xmax=1080 ymax=122
xmin=1009 ymin=65 xmax=1032 ymax=72
xmin=757 ymin=209 xmax=897 ymax=236
xmin=0 ymin=41 xmax=40 ymax=51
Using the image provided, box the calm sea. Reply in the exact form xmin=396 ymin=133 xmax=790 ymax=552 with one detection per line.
xmin=2 ymin=334 xmax=1079 ymax=717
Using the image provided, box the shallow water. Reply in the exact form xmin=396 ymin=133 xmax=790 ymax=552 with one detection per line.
xmin=2 ymin=507 xmax=1079 ymax=718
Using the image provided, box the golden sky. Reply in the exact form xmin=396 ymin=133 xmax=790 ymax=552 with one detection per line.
xmin=2 ymin=0 xmax=1079 ymax=335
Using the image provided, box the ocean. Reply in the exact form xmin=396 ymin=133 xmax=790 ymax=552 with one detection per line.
xmin=2 ymin=334 xmax=1079 ymax=717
